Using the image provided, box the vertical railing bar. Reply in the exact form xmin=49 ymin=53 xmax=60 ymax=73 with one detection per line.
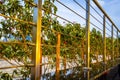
xmin=32 ymin=0 xmax=42 ymax=80
xmin=56 ymin=33 xmax=61 ymax=80
xmin=118 ymin=32 xmax=120 ymax=59
xmin=117 ymin=31 xmax=119 ymax=58
xmin=103 ymin=15 xmax=106 ymax=70
xmin=93 ymin=0 xmax=120 ymax=32
xmin=111 ymin=25 xmax=114 ymax=66
xmin=86 ymin=0 xmax=90 ymax=80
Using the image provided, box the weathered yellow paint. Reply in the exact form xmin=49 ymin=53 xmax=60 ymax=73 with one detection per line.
xmin=103 ymin=15 xmax=106 ymax=70
xmin=111 ymin=25 xmax=114 ymax=66
xmin=32 ymin=0 xmax=42 ymax=80
xmin=56 ymin=33 xmax=61 ymax=80
xmin=86 ymin=0 xmax=90 ymax=80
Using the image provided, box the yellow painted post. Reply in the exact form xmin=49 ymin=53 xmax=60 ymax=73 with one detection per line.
xmin=117 ymin=31 xmax=119 ymax=58
xmin=118 ymin=32 xmax=120 ymax=58
xmin=111 ymin=25 xmax=114 ymax=66
xmin=31 ymin=0 xmax=42 ymax=80
xmin=103 ymin=15 xmax=106 ymax=70
xmin=86 ymin=0 xmax=90 ymax=80
xmin=56 ymin=33 xmax=61 ymax=80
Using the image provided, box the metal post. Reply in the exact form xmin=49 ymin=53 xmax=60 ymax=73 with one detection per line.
xmin=86 ymin=0 xmax=90 ymax=80
xmin=32 ymin=0 xmax=42 ymax=80
xmin=103 ymin=15 xmax=106 ymax=70
xmin=117 ymin=31 xmax=119 ymax=58
xmin=118 ymin=32 xmax=120 ymax=57
xmin=56 ymin=33 xmax=61 ymax=80
xmin=111 ymin=25 xmax=114 ymax=65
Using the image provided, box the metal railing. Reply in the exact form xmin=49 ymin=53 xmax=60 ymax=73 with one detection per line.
xmin=0 ymin=0 xmax=120 ymax=80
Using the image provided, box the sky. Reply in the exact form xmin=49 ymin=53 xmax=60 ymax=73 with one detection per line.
xmin=54 ymin=0 xmax=120 ymax=36
xmin=97 ymin=0 xmax=120 ymax=36
xmin=99 ymin=0 xmax=120 ymax=30
xmin=0 ymin=0 xmax=120 ymax=39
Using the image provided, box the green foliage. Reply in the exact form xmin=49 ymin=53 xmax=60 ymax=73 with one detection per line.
xmin=0 ymin=0 xmax=119 ymax=79
xmin=0 ymin=72 xmax=12 ymax=80
xmin=43 ymin=0 xmax=57 ymax=15
xmin=0 ymin=0 xmax=33 ymax=39
xmin=90 ymin=28 xmax=103 ymax=55
xmin=0 ymin=0 xmax=34 ymax=79
xmin=0 ymin=44 xmax=30 ymax=61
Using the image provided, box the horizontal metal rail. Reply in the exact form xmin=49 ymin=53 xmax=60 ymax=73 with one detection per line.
xmin=73 ymin=0 xmax=103 ymax=26
xmin=56 ymin=0 xmax=86 ymax=21
xmin=93 ymin=0 xmax=120 ymax=32
xmin=0 ymin=0 xmax=120 ymax=80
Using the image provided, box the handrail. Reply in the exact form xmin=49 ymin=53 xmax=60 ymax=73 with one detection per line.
xmin=93 ymin=0 xmax=120 ymax=32
xmin=0 ymin=0 xmax=120 ymax=80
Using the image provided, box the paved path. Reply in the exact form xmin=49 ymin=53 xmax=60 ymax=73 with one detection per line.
xmin=98 ymin=64 xmax=120 ymax=80
xmin=106 ymin=65 xmax=120 ymax=80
